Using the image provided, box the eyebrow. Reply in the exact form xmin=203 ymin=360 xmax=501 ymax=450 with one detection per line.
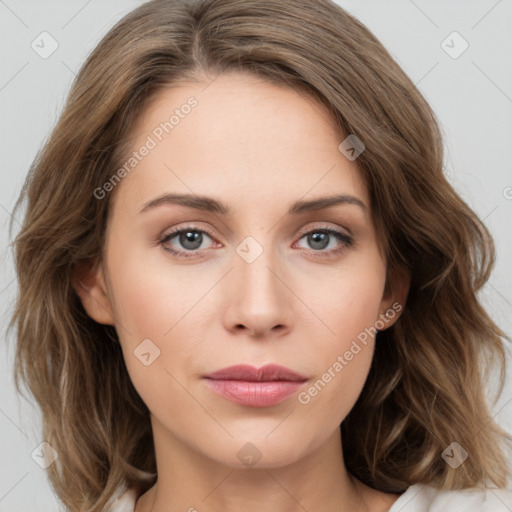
xmin=139 ymin=192 xmax=367 ymax=215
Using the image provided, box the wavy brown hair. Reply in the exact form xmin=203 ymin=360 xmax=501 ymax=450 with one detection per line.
xmin=8 ymin=0 xmax=511 ymax=510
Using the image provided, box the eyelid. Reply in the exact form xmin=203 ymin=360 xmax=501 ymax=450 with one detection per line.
xmin=296 ymin=222 xmax=352 ymax=238
xmin=159 ymin=222 xmax=350 ymax=243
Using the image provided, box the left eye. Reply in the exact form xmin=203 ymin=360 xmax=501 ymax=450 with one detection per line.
xmin=295 ymin=228 xmax=353 ymax=253
xmin=158 ymin=226 xmax=353 ymax=259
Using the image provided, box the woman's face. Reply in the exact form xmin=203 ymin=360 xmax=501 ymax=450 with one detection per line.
xmin=78 ymin=71 xmax=406 ymax=469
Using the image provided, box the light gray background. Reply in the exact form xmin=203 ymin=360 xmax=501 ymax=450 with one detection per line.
xmin=1 ymin=1 xmax=511 ymax=510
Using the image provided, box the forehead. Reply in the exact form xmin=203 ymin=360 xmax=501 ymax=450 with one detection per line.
xmin=109 ymin=71 xmax=369 ymax=218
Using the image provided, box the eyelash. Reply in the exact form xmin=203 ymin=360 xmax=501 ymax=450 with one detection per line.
xmin=157 ymin=225 xmax=354 ymax=258
xmin=157 ymin=224 xmax=354 ymax=259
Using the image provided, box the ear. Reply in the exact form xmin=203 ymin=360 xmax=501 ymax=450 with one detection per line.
xmin=376 ymin=266 xmax=410 ymax=330
xmin=72 ymin=259 xmax=115 ymax=325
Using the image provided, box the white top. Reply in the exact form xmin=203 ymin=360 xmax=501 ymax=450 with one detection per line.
xmin=106 ymin=481 xmax=512 ymax=511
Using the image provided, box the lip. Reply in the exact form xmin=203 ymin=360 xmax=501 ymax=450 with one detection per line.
xmin=203 ymin=364 xmax=308 ymax=407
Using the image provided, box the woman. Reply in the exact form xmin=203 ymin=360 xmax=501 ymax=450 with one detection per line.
xmin=9 ymin=0 xmax=512 ymax=511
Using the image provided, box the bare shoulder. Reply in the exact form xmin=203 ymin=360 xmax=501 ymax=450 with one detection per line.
xmin=355 ymin=479 xmax=403 ymax=512
xmin=369 ymin=490 xmax=403 ymax=512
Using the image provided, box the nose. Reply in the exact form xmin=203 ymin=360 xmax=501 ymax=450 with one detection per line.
xmin=222 ymin=240 xmax=294 ymax=339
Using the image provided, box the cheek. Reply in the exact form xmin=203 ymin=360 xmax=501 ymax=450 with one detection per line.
xmin=104 ymin=241 xmax=221 ymax=410
xmin=311 ymin=251 xmax=386 ymax=351
xmin=106 ymin=243 xmax=197 ymax=341
xmin=296 ymin=303 xmax=377 ymax=433
xmin=297 ymin=258 xmax=386 ymax=422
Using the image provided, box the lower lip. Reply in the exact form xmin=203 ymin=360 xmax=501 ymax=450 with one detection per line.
xmin=204 ymin=379 xmax=305 ymax=407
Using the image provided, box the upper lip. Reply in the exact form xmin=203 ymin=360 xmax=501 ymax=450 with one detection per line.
xmin=203 ymin=364 xmax=307 ymax=382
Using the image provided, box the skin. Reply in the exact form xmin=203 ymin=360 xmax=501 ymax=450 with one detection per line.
xmin=74 ymin=71 xmax=409 ymax=512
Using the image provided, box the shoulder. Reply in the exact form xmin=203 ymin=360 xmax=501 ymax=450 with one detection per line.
xmin=105 ymin=471 xmax=155 ymax=511
xmin=104 ymin=481 xmax=512 ymax=512
xmin=105 ymin=486 xmax=138 ymax=512
xmin=389 ymin=482 xmax=512 ymax=512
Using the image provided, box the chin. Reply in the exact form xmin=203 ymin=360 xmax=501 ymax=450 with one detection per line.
xmin=201 ymin=430 xmax=320 ymax=470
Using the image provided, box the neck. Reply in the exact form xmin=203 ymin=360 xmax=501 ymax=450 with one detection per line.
xmin=135 ymin=416 xmax=369 ymax=512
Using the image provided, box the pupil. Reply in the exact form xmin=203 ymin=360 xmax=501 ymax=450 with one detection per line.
xmin=310 ymin=232 xmax=328 ymax=250
xmin=181 ymin=231 xmax=202 ymax=250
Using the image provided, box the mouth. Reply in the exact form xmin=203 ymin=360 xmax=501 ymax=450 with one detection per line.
xmin=202 ymin=364 xmax=308 ymax=407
